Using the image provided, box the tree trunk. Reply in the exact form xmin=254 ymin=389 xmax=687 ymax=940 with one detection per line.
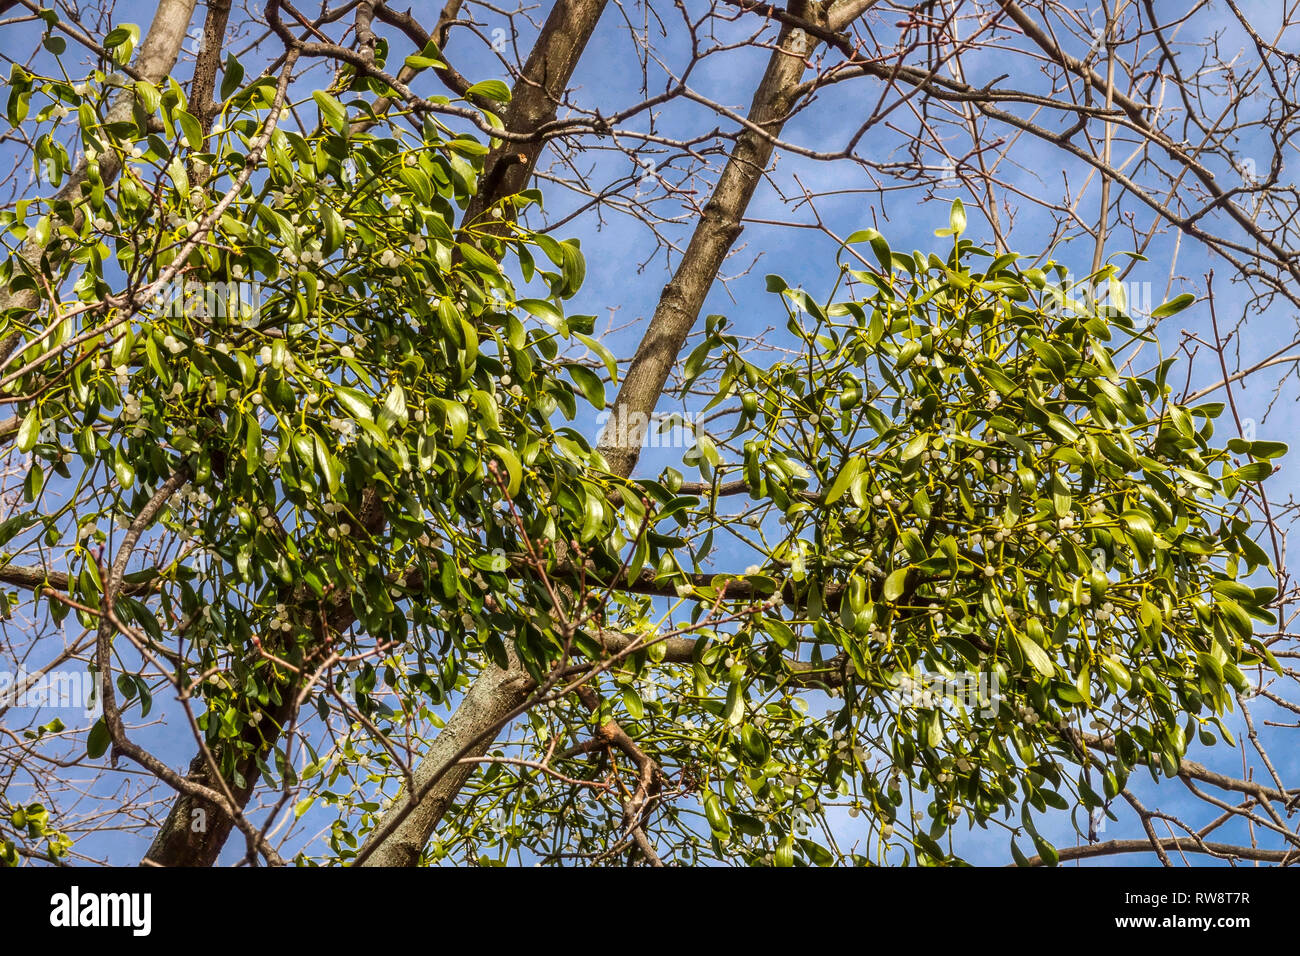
xmin=597 ymin=6 xmax=828 ymax=477
xmin=353 ymin=649 xmax=532 ymax=867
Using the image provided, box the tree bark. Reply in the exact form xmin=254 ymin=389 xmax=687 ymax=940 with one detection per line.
xmin=354 ymin=648 xmax=532 ymax=867
xmin=191 ymin=0 xmax=234 ymax=140
xmin=598 ymin=0 xmax=850 ymax=477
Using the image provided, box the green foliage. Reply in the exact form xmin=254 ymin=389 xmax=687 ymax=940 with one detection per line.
xmin=428 ymin=219 xmax=1282 ymax=867
xmin=0 ymin=798 xmax=71 ymax=865
xmin=661 ymin=224 xmax=1282 ymax=865
xmin=1 ymin=42 xmax=1282 ymax=867
xmin=1 ymin=52 xmax=618 ymax=849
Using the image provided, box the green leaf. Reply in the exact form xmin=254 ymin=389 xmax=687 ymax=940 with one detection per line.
xmin=949 ymin=198 xmax=967 ymax=235
xmin=86 ymin=718 xmax=110 ymax=759
xmin=518 ymin=298 xmax=567 ymax=334
xmin=377 ymin=383 xmax=409 ymax=432
xmin=564 ymin=363 xmax=605 ymax=409
xmin=466 ymin=80 xmax=511 ymax=103
xmin=724 ymin=680 xmax=745 ymax=726
xmin=403 ymin=54 xmax=447 ymax=71
xmin=489 ymin=444 xmax=522 ymax=496
xmin=113 ymin=450 xmax=134 ymax=489
xmin=446 ymin=136 xmax=489 ymax=158
xmin=103 ymin=26 xmax=134 ymax=48
xmin=1150 ymin=293 xmax=1195 ymax=318
xmin=1016 ymin=629 xmax=1055 ymax=678
xmin=558 ymin=240 xmax=585 ymax=298
xmin=765 ymin=617 xmax=796 ymax=649
xmin=845 ymin=229 xmax=892 ymax=272
xmin=220 ymin=53 xmax=245 ymax=100
xmin=1121 ymin=510 xmax=1154 ymax=558
xmin=133 ymin=80 xmax=161 ymax=114
xmin=0 ymin=513 xmax=37 ymax=547
xmin=1246 ymin=440 xmax=1287 ymax=459
xmin=575 ymin=332 xmax=618 ymax=382
xmin=823 ymin=458 xmax=863 ymax=504
xmin=176 ymin=109 xmax=202 ymax=149
xmin=15 ymin=407 xmax=39 ymax=453
xmin=438 ymin=400 xmax=469 ymax=447
xmin=1218 ymin=598 xmax=1254 ymax=642
xmin=695 ymin=434 xmax=721 ymax=468
xmin=334 ymin=386 xmax=373 ymax=422
xmin=1107 ymin=275 xmax=1128 ymax=315
xmin=312 ymin=433 xmax=341 ymax=493
xmin=311 ymin=91 xmax=348 ymax=133
xmin=168 ymin=156 xmax=189 ymax=198
xmin=580 ymin=490 xmax=605 ymax=541
xmin=22 ymin=463 xmax=43 ymax=503
xmin=899 ymin=530 xmax=926 ymax=562
xmin=883 ymin=567 xmax=909 ymax=602
xmin=471 ymin=551 xmax=509 ymax=573
xmin=1031 ymin=834 xmax=1059 ymax=866
xmin=622 ymin=688 xmax=644 ymax=720
xmin=704 ymin=793 xmax=729 ymax=836
xmin=1235 ymin=461 xmax=1272 ymax=482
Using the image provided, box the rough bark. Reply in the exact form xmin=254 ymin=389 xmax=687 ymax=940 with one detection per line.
xmin=191 ymin=0 xmax=234 ymax=139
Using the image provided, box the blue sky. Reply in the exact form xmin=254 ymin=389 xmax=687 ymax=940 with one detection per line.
xmin=1 ymin=0 xmax=1296 ymax=865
